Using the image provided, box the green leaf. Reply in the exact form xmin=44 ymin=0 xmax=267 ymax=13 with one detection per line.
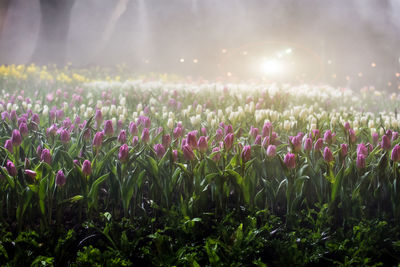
xmin=331 ymin=166 xmax=344 ymax=204
xmin=62 ymin=195 xmax=84 ymax=204
xmin=94 ymin=146 xmax=119 ymax=177
xmin=88 ymin=173 xmax=110 ymax=210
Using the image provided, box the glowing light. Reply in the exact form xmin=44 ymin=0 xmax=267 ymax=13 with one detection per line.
xmin=396 ymin=73 xmax=400 ymax=77
xmin=243 ymin=51 xmax=248 ymax=56
xmin=358 ymin=72 xmax=363 ymax=77
xmin=285 ymin=48 xmax=292 ymax=54
xmin=327 ymin=60 xmax=332 ymax=64
xmin=222 ymin=49 xmax=227 ymax=54
xmin=180 ymin=58 xmax=185 ymax=63
xmin=260 ymin=59 xmax=285 ymax=76
xmin=193 ymin=59 xmax=198 ymax=63
xmin=332 ymin=74 xmax=336 ymax=78
xmin=388 ymin=82 xmax=392 ymax=86
xmin=371 ymin=62 xmax=376 ymax=67
xmin=226 ymin=72 xmax=232 ymax=77
xmin=346 ymin=76 xmax=350 ymax=81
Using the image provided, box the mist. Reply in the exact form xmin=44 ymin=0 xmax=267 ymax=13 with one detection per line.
xmin=0 ymin=0 xmax=399 ymax=87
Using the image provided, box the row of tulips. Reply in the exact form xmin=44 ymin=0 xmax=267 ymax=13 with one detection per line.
xmin=2 ymin=102 xmax=400 ymax=231
xmin=2 ymin=68 xmax=400 ymax=232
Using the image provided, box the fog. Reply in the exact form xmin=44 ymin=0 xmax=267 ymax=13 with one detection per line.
xmin=0 ymin=0 xmax=400 ymax=87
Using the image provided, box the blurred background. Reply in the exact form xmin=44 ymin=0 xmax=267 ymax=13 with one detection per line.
xmin=1 ymin=0 xmax=400 ymax=88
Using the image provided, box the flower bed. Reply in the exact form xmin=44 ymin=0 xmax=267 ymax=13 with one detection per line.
xmin=1 ymin=65 xmax=400 ymax=265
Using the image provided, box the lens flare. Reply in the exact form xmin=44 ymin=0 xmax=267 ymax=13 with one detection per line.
xmin=260 ymin=59 xmax=285 ymax=76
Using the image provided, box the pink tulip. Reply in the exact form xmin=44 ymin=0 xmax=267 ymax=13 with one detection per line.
xmin=284 ymin=153 xmax=296 ymax=170
xmin=154 ymin=144 xmax=166 ymax=159
xmin=314 ymin=138 xmax=323 ymax=151
xmin=304 ymin=138 xmax=312 ymax=152
xmin=323 ymin=147 xmax=334 ymax=163
xmin=182 ymin=144 xmax=195 ymax=161
xmin=141 ymin=128 xmax=150 ymax=143
xmin=118 ymin=144 xmax=129 ymax=163
xmin=55 ymin=170 xmax=66 ymax=187
xmin=266 ymin=145 xmax=276 ymax=157
xmin=11 ymin=129 xmax=22 ymax=147
xmin=82 ymin=160 xmax=92 ymax=176
xmin=241 ymin=145 xmax=251 ymax=163
xmin=391 ymin=145 xmax=400 ymax=162
xmin=224 ymin=133 xmax=234 ymax=151
xmin=118 ymin=130 xmax=127 ymax=144
xmin=198 ymin=136 xmax=208 ymax=153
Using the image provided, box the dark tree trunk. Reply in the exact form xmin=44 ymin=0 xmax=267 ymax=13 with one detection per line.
xmin=0 ymin=0 xmax=11 ymax=36
xmin=31 ymin=0 xmax=75 ymax=65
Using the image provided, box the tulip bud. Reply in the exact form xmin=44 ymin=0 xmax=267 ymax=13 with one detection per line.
xmin=187 ymin=131 xmax=198 ymax=150
xmin=141 ymin=128 xmax=150 ymax=143
xmin=55 ymin=170 xmax=66 ymax=187
xmin=284 ymin=153 xmax=296 ymax=170
xmin=201 ymin=127 xmax=207 ymax=136
xmin=386 ymin=129 xmax=393 ymax=140
xmin=92 ymin=131 xmax=104 ymax=149
xmin=262 ymin=122 xmax=272 ymax=137
xmin=198 ymin=136 xmax=208 ymax=153
xmin=241 ymin=145 xmax=251 ymax=163
xmin=323 ymin=147 xmax=334 ymax=163
xmin=225 ymin=124 xmax=233 ymax=134
xmin=6 ymin=160 xmax=17 ymax=176
xmin=357 ymin=143 xmax=368 ymax=157
xmin=129 ymin=122 xmax=138 ymax=136
xmin=95 ymin=109 xmax=103 ymax=124
xmin=356 ymin=153 xmax=366 ymax=169
xmin=172 ymin=150 xmax=178 ymax=162
xmin=173 ymin=126 xmax=183 ymax=139
xmin=103 ymin=120 xmax=114 ymax=137
xmin=60 ymin=129 xmax=70 ymax=144
xmin=266 ymin=145 xmax=276 ymax=157
xmin=380 ymin=135 xmax=391 ymax=150
xmin=391 ymin=144 xmax=400 ymax=162
xmin=314 ymin=138 xmax=323 ymax=151
xmin=11 ymin=129 xmax=22 ymax=147
xmin=349 ymin=129 xmax=356 ymax=143
xmin=304 ymin=138 xmax=312 ymax=152
xmin=183 ymin=144 xmax=195 ymax=161
xmin=25 ymin=169 xmax=36 ymax=180
xmin=344 ymin=122 xmax=351 ymax=131
xmin=262 ymin=136 xmax=270 ymax=148
xmin=372 ymin=132 xmax=379 ymax=146
xmin=41 ymin=149 xmax=52 ymax=165
xmin=118 ymin=130 xmax=127 ymax=144
xmin=4 ymin=139 xmax=13 ymax=153
xmin=249 ymin=126 xmax=259 ymax=138
xmin=82 ymin=160 xmax=92 ymax=176
xmin=392 ymin=132 xmax=399 ymax=142
xmin=224 ymin=133 xmax=234 ymax=151
xmin=162 ymin=134 xmax=172 ymax=148
xmin=19 ymin=122 xmax=28 ymax=137
xmin=341 ymin=143 xmax=348 ymax=158
xmin=118 ymin=144 xmax=129 ymax=163
xmin=289 ymin=135 xmax=302 ymax=152
xmin=153 ymin=144 xmax=166 ymax=159
xmin=323 ymin=130 xmax=333 ymax=145
xmin=253 ymin=135 xmax=261 ymax=145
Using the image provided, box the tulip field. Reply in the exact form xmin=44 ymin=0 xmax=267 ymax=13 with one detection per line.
xmin=1 ymin=65 xmax=400 ymax=265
